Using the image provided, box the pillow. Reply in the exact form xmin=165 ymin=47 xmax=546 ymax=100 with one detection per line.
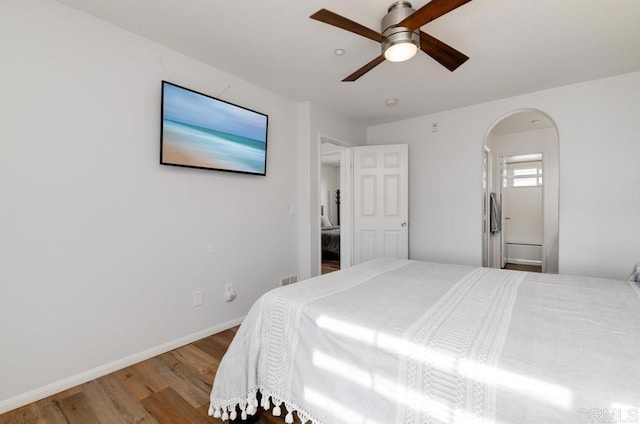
xmin=321 ymin=215 xmax=332 ymax=229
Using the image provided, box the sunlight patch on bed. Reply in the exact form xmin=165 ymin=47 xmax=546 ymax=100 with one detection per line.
xmin=311 ymin=350 xmax=500 ymax=424
xmin=315 ymin=314 xmax=573 ymax=411
xmin=376 ymin=333 xmax=457 ymax=372
xmin=316 ymin=315 xmax=376 ymax=344
xmin=458 ymin=358 xmax=572 ymax=410
xmin=377 ymin=332 xmax=572 ymax=410
xmin=373 ymin=373 xmax=473 ymax=424
xmin=312 ymin=351 xmax=373 ymax=388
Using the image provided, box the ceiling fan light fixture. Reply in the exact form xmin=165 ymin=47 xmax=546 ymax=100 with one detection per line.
xmin=381 ymin=1 xmax=420 ymax=63
xmin=309 ymin=0 xmax=471 ymax=81
xmin=384 ymin=38 xmax=419 ymax=62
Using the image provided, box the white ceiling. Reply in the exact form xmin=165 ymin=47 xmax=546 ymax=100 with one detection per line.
xmin=53 ymin=0 xmax=640 ymax=126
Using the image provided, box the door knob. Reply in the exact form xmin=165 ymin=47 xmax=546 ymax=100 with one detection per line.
xmin=401 ymin=222 xmax=407 ymax=227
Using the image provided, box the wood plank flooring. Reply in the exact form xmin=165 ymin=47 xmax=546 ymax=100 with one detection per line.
xmin=321 ymin=258 xmax=340 ymax=275
xmin=503 ymin=263 xmax=542 ymax=273
xmin=0 ymin=327 xmax=254 ymax=424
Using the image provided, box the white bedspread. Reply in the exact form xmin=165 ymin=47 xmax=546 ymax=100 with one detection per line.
xmin=209 ymin=258 xmax=640 ymax=424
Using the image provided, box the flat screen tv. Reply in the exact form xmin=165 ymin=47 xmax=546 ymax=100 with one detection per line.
xmin=160 ymin=81 xmax=268 ymax=176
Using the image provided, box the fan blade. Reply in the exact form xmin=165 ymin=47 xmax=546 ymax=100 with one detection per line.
xmin=398 ymin=0 xmax=472 ymax=30
xmin=343 ymin=55 xmax=386 ymax=82
xmin=419 ymin=31 xmax=469 ymax=71
xmin=310 ymin=9 xmax=383 ymax=43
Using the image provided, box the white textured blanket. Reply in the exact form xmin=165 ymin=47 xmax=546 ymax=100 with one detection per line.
xmin=209 ymin=259 xmax=640 ymax=424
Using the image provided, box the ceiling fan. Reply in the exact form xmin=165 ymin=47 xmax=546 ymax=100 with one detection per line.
xmin=310 ymin=0 xmax=472 ymax=81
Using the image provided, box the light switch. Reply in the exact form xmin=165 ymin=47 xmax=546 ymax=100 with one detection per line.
xmin=193 ymin=290 xmax=203 ymax=307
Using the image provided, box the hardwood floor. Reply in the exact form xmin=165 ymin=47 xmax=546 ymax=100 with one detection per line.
xmin=0 ymin=327 xmax=251 ymax=424
xmin=321 ymin=258 xmax=340 ymax=274
xmin=503 ymin=263 xmax=542 ymax=273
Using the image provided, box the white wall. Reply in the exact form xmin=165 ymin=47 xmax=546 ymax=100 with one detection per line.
xmin=0 ymin=0 xmax=298 ymax=411
xmin=488 ymin=127 xmax=559 ymax=272
xmin=320 ymin=164 xmax=340 ymax=225
xmin=297 ymin=101 xmax=366 ymax=279
xmin=367 ymin=72 xmax=640 ymax=280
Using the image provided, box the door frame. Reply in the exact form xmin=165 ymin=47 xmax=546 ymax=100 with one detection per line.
xmin=317 ymin=134 xmax=353 ymax=275
xmin=501 ymin=154 xmax=545 ymax=271
xmin=481 ymin=108 xmax=559 ymax=273
xmin=482 ymin=146 xmax=490 ymax=267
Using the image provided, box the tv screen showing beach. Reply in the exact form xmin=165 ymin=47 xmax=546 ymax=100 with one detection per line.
xmin=161 ymin=81 xmax=268 ymax=175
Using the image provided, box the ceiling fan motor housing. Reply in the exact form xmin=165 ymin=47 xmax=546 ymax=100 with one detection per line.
xmin=381 ymin=1 xmax=421 ymax=57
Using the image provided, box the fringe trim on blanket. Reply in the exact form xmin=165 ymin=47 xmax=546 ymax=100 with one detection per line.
xmin=209 ymin=388 xmax=317 ymax=424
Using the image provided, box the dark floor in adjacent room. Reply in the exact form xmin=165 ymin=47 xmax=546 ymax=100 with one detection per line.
xmin=321 ymin=258 xmax=340 ymax=274
xmin=503 ymin=263 xmax=542 ymax=273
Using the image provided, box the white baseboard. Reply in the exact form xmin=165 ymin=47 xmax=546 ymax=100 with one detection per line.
xmin=0 ymin=316 xmax=245 ymax=415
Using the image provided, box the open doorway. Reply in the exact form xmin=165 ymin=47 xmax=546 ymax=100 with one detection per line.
xmin=320 ymin=141 xmax=343 ymax=274
xmin=316 ymin=140 xmax=408 ymax=275
xmin=482 ymin=110 xmax=559 ymax=273
xmin=502 ymin=154 xmax=544 ymax=271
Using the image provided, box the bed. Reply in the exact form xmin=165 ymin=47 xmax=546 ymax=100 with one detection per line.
xmin=208 ymin=258 xmax=640 ymax=424
xmin=321 ymin=227 xmax=340 ymax=259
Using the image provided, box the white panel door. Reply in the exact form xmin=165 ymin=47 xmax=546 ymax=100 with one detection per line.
xmin=504 ymin=161 xmax=543 ymax=245
xmin=505 ymin=186 xmax=543 ymax=245
xmin=353 ymin=144 xmax=408 ymax=264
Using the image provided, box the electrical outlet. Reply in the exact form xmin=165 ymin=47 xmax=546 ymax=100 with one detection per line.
xmin=193 ymin=290 xmax=203 ymax=307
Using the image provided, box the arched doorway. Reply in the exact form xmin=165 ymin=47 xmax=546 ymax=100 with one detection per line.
xmin=482 ymin=109 xmax=559 ymax=273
